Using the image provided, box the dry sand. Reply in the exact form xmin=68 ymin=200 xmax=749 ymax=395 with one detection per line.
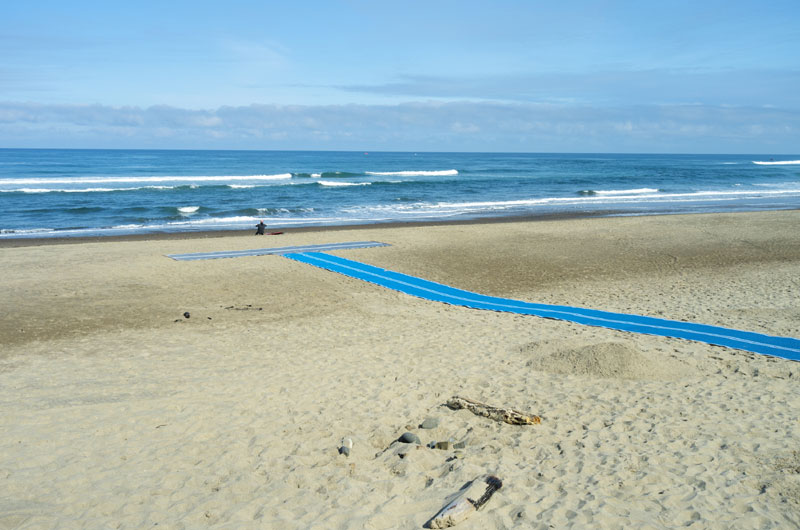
xmin=1 ymin=210 xmax=799 ymax=529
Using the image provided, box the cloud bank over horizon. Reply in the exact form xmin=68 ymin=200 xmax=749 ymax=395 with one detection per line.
xmin=1 ymin=99 xmax=797 ymax=154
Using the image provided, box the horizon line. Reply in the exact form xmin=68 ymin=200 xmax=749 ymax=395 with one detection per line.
xmin=1 ymin=147 xmax=797 ymax=157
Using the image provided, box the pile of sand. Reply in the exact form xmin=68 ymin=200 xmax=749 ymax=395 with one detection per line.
xmin=522 ymin=339 xmax=694 ymax=380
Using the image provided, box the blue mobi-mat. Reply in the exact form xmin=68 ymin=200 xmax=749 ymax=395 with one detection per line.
xmin=283 ymin=251 xmax=800 ymax=362
xmin=167 ymin=241 xmax=389 ymax=261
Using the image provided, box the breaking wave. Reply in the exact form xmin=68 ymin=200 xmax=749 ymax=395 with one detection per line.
xmin=578 ymin=188 xmax=660 ymax=196
xmin=317 ymin=180 xmax=372 ymax=187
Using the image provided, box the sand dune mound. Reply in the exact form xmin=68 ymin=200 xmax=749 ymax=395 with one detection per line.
xmin=524 ymin=340 xmax=690 ymax=380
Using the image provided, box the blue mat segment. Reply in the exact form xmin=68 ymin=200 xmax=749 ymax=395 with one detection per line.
xmin=284 ymin=251 xmax=800 ymax=362
xmin=167 ymin=241 xmax=389 ymax=261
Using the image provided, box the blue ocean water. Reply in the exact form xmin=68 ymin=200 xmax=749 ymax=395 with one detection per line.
xmin=1 ymin=149 xmax=798 ymax=239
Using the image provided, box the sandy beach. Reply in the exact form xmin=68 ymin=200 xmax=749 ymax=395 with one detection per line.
xmin=1 ymin=210 xmax=799 ymax=529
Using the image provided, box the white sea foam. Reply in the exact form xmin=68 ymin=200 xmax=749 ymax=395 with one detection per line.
xmin=165 ymin=216 xmax=255 ymax=226
xmin=1 ymin=186 xmax=178 ymax=193
xmin=752 ymin=181 xmax=800 ymax=188
xmin=0 ymin=173 xmax=293 ymax=186
xmin=655 ymin=189 xmax=800 ymax=198
xmin=2 ymin=188 xmax=122 ymax=193
xmin=178 ymin=206 xmax=199 ymax=214
xmin=318 ymin=180 xmax=371 ymax=187
xmin=1 ymin=188 xmax=62 ymax=193
xmin=591 ymin=188 xmax=659 ymax=196
xmin=752 ymin=160 xmax=800 ymax=165
xmin=0 ymin=228 xmax=55 ymax=236
xmin=401 ymin=187 xmax=800 ymax=213
xmin=366 ymin=169 xmax=458 ymax=177
xmin=153 ymin=215 xmax=349 ymax=229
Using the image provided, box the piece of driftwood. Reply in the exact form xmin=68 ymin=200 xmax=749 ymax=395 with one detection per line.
xmin=446 ymin=396 xmax=541 ymax=425
xmin=427 ymin=474 xmax=503 ymax=528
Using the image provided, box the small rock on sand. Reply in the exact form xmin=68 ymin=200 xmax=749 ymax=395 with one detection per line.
xmin=399 ymin=432 xmax=421 ymax=444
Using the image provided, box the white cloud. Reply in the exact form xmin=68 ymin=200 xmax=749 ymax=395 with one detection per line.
xmin=335 ymin=68 xmax=800 ymax=109
xmin=0 ymin=100 xmax=797 ymax=153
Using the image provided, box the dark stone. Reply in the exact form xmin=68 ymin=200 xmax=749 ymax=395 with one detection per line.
xmin=399 ymin=432 xmax=421 ymax=444
xmin=183 ymin=312 xmax=190 ymax=319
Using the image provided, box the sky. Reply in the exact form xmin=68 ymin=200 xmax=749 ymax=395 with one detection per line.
xmin=1 ymin=0 xmax=799 ymax=153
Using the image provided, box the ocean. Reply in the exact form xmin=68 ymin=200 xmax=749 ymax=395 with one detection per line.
xmin=1 ymin=149 xmax=798 ymax=239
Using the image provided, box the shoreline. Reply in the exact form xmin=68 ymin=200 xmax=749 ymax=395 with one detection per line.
xmin=0 ymin=209 xmax=623 ymax=248
xmin=3 ymin=207 xmax=797 ymax=248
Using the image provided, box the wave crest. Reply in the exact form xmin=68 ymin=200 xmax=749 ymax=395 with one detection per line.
xmin=752 ymin=160 xmax=800 ymax=165
xmin=366 ymin=169 xmax=458 ymax=177
xmin=578 ymin=188 xmax=659 ymax=196
xmin=318 ymin=180 xmax=371 ymax=187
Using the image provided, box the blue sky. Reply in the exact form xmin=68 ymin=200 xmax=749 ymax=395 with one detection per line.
xmin=1 ymin=0 xmax=798 ymax=152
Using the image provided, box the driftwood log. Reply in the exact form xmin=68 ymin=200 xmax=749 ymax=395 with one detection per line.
xmin=446 ymin=396 xmax=541 ymax=425
xmin=427 ymin=474 xmax=503 ymax=528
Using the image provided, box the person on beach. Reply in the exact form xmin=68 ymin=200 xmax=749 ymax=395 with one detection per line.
xmin=255 ymin=220 xmax=266 ymax=235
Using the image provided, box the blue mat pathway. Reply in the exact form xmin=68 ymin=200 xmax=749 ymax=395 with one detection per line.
xmin=284 ymin=251 xmax=800 ymax=362
xmin=167 ymin=241 xmax=389 ymax=261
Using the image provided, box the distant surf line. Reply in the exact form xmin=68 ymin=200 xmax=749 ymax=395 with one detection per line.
xmin=0 ymin=173 xmax=293 ymax=185
xmin=0 ymin=169 xmax=458 ymax=186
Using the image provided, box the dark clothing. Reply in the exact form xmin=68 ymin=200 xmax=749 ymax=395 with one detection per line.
xmin=255 ymin=222 xmax=266 ymax=235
